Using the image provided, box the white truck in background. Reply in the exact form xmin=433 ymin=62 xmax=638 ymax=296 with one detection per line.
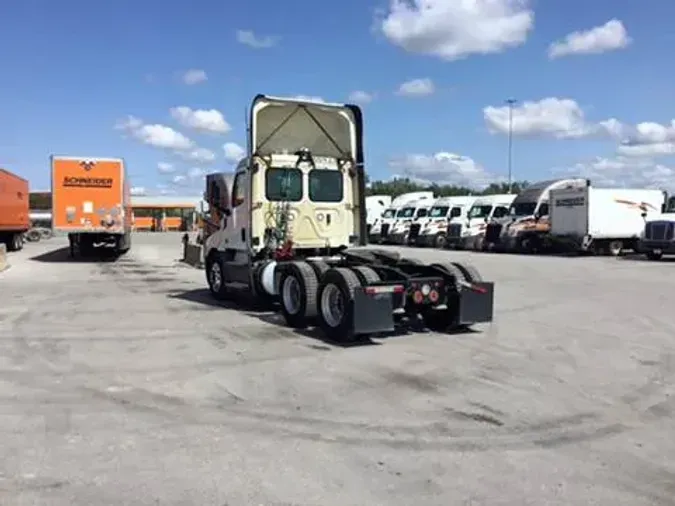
xmin=365 ymin=195 xmax=392 ymax=235
xmin=550 ymin=186 xmax=667 ymax=256
xmin=446 ymin=194 xmax=515 ymax=250
xmin=388 ymin=198 xmax=435 ymax=245
xmin=639 ymin=196 xmax=675 ymax=260
xmin=368 ymin=191 xmax=434 ymax=243
xmin=415 ymin=196 xmax=477 ymax=248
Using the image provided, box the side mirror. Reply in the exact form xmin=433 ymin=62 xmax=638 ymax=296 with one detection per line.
xmin=641 ymin=212 xmax=647 ymax=219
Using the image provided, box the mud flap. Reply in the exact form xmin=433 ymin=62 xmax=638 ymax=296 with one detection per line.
xmin=458 ymin=282 xmax=495 ymax=325
xmin=353 ymin=287 xmax=395 ymax=335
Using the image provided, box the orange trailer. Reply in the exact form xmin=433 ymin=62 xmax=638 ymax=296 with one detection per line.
xmin=0 ymin=168 xmax=30 ymax=251
xmin=51 ymin=156 xmax=132 ymax=257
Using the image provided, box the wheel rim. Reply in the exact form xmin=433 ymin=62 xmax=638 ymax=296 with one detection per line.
xmin=435 ymin=235 xmax=446 ymax=248
xmin=282 ymin=276 xmax=302 ymax=315
xmin=321 ymin=283 xmax=345 ymax=328
xmin=609 ymin=241 xmax=622 ymax=255
xmin=210 ymin=262 xmax=222 ymax=291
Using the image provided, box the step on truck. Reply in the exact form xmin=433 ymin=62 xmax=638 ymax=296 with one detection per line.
xmin=0 ymin=168 xmax=30 ymax=251
xmin=51 ymin=156 xmax=132 ymax=257
xmin=202 ymin=95 xmax=495 ymax=342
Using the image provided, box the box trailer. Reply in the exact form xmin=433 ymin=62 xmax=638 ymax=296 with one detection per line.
xmin=549 ymin=186 xmax=667 ymax=255
xmin=51 ymin=156 xmax=132 ymax=257
xmin=0 ymin=169 xmax=30 ymax=251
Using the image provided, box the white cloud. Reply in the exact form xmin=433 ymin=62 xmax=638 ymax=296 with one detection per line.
xmin=291 ymin=95 xmax=325 ymax=103
xmin=180 ymin=147 xmax=216 ymax=164
xmin=187 ymin=167 xmax=207 ymax=179
xmin=396 ymin=78 xmax=435 ymax=97
xmin=552 ymin=155 xmax=675 ymax=191
xmin=181 ymin=69 xmax=207 ymax=85
xmin=157 ymin=162 xmax=174 ymax=174
xmin=115 ymin=115 xmax=194 ymax=150
xmin=388 ymin=152 xmax=497 ymax=189
xmin=172 ymin=175 xmax=187 ymax=185
xmin=379 ymin=0 xmax=534 ymax=61
xmin=548 ymin=19 xmax=631 ymax=59
xmin=170 ymin=106 xmax=231 ymax=134
xmin=223 ymin=142 xmax=245 ymax=163
xmin=614 ymin=120 xmax=675 ymax=158
xmin=236 ymin=30 xmax=278 ymax=48
xmin=130 ymin=186 xmax=146 ymax=196
xmin=348 ymin=90 xmax=375 ymax=104
xmin=483 ymin=97 xmax=622 ymax=139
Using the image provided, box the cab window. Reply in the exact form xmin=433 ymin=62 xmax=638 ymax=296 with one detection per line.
xmin=265 ymin=168 xmax=303 ymax=202
xmin=309 ymin=170 xmax=343 ymax=202
xmin=232 ymin=173 xmax=246 ymax=207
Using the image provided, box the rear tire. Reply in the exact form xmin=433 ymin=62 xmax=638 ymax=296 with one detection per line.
xmin=7 ymin=233 xmax=24 ymax=252
xmin=424 ymin=263 xmax=466 ymax=332
xmin=279 ymin=261 xmax=320 ymax=329
xmin=316 ymin=267 xmax=361 ymax=343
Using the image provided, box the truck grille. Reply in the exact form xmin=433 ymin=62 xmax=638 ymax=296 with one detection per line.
xmin=447 ymin=223 xmax=462 ymax=238
xmin=485 ymin=223 xmax=503 ymax=243
xmin=381 ymin=223 xmax=390 ymax=237
xmin=645 ymin=221 xmax=674 ymax=241
xmin=409 ymin=223 xmax=421 ymax=240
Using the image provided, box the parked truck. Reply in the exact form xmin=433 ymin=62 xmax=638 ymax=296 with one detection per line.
xmin=0 ymin=169 xmax=30 ymax=251
xmin=368 ymin=191 xmax=434 ymax=244
xmin=365 ymin=195 xmax=392 ymax=235
xmin=449 ymin=194 xmax=515 ymax=251
xmin=202 ymin=95 xmax=494 ymax=342
xmin=549 ymin=186 xmax=666 ymax=256
xmin=388 ymin=198 xmax=435 ymax=245
xmin=416 ymin=196 xmax=476 ymax=248
xmin=51 ymin=156 xmax=132 ymax=257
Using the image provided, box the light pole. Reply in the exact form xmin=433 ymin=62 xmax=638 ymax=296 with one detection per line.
xmin=506 ymin=98 xmax=517 ymax=194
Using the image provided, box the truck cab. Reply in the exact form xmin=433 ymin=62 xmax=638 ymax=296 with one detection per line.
xmin=365 ymin=195 xmax=392 ymax=235
xmin=368 ymin=191 xmax=433 ymax=244
xmin=453 ymin=194 xmax=515 ymax=250
xmin=388 ymin=199 xmax=434 ymax=245
xmin=484 ymin=178 xmax=588 ymax=252
xmin=639 ymin=194 xmax=675 ymax=260
xmin=416 ymin=196 xmax=471 ymax=248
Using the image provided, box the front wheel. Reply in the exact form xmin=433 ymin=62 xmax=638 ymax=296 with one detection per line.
xmin=433 ymin=233 xmax=447 ymax=249
xmin=646 ymin=250 xmax=663 ymax=261
xmin=8 ymin=233 xmax=24 ymax=252
xmin=206 ymin=255 xmax=228 ymax=300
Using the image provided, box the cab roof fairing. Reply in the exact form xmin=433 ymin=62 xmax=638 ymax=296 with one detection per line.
xmin=248 ymin=95 xmax=363 ymax=166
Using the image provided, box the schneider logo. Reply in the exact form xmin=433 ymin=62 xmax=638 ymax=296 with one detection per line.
xmin=555 ymin=197 xmax=585 ymax=207
xmin=63 ymin=177 xmax=113 ymax=188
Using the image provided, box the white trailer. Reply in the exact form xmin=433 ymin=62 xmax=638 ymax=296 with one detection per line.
xmin=550 ymin=186 xmax=667 ymax=255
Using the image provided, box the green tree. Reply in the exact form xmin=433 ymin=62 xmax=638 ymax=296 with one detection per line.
xmin=365 ymin=177 xmax=530 ymax=198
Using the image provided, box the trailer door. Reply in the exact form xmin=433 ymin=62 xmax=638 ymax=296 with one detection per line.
xmin=550 ymin=186 xmax=589 ymax=236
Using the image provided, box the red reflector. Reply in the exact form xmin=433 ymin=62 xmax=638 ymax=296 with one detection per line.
xmin=413 ymin=290 xmax=424 ymax=303
xmin=428 ymin=289 xmax=439 ymax=302
xmin=470 ymin=284 xmax=488 ymax=294
xmin=364 ymin=284 xmax=405 ymax=295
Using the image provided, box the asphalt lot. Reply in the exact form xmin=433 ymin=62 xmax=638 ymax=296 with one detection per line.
xmin=1 ymin=232 xmax=675 ymax=505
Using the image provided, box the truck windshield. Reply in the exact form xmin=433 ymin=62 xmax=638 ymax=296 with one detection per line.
xmin=398 ymin=207 xmax=415 ymax=218
xmin=382 ymin=209 xmax=396 ymax=219
xmin=510 ymin=202 xmax=537 ymax=217
xmin=265 ymin=168 xmax=302 ymax=201
xmin=309 ymin=169 xmax=343 ymax=202
xmin=429 ymin=206 xmax=449 ymax=218
xmin=468 ymin=205 xmax=492 ymax=219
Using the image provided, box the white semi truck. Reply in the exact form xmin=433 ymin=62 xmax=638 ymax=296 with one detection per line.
xmin=365 ymin=195 xmax=392 ymax=235
xmin=368 ymin=191 xmax=434 ymax=244
xmin=387 ymin=198 xmax=435 ymax=245
xmin=415 ymin=196 xmax=477 ymax=248
xmin=202 ymin=95 xmax=495 ymax=342
xmin=445 ymin=194 xmax=515 ymax=250
xmin=549 ymin=186 xmax=667 ymax=255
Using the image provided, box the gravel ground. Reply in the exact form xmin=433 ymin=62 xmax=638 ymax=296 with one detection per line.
xmin=1 ymin=232 xmax=674 ymax=505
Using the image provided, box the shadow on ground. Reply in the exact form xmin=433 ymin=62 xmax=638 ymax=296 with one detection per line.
xmin=30 ymin=246 xmax=122 ymax=263
xmin=619 ymin=253 xmax=675 ymax=263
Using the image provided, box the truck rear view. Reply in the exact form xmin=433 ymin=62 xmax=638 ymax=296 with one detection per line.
xmin=0 ymin=169 xmax=30 ymax=251
xmin=51 ymin=156 xmax=131 ymax=257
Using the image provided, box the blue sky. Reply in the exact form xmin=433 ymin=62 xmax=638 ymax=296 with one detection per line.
xmin=2 ymin=0 xmax=675 ymax=195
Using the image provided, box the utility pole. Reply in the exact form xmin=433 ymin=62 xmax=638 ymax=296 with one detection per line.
xmin=506 ymin=98 xmax=517 ymax=194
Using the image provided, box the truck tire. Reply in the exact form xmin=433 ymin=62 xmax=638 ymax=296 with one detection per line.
xmin=25 ymin=229 xmax=41 ymax=243
xmin=350 ymin=265 xmax=380 ymax=285
xmin=424 ymin=263 xmax=467 ymax=332
xmin=608 ymin=240 xmax=623 ymax=257
xmin=206 ymin=254 xmax=228 ymax=300
xmin=279 ymin=261 xmax=320 ymax=329
xmin=450 ymin=262 xmax=483 ymax=282
xmin=646 ymin=250 xmax=663 ymax=261
xmin=316 ymin=267 xmax=361 ymax=343
xmin=7 ymin=233 xmax=24 ymax=252
xmin=434 ymin=233 xmax=447 ymax=249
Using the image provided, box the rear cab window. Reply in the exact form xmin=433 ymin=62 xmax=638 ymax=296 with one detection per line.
xmin=309 ymin=169 xmax=343 ymax=202
xmin=266 ymin=168 xmax=302 ymax=201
